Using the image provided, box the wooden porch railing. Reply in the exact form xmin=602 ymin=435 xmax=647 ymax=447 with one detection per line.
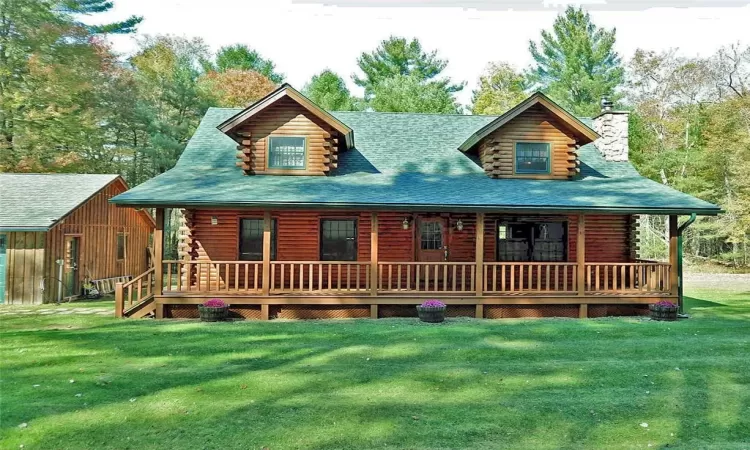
xmin=270 ymin=261 xmax=371 ymax=294
xmin=147 ymin=260 xmax=672 ymax=297
xmin=114 ymin=267 xmax=155 ymax=317
xmin=584 ymin=262 xmax=671 ymax=293
xmin=377 ymin=262 xmax=476 ymax=294
xmin=162 ymin=260 xmax=264 ymax=293
xmin=483 ymin=262 xmax=578 ymax=294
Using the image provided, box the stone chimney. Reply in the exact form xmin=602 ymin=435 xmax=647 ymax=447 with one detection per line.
xmin=592 ymin=97 xmax=629 ymax=162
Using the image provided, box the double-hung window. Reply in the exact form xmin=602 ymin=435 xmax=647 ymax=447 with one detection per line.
xmin=515 ymin=142 xmax=551 ymax=174
xmin=268 ymin=136 xmax=306 ymax=169
xmin=239 ymin=218 xmax=277 ymax=260
xmin=320 ymin=219 xmax=357 ymax=261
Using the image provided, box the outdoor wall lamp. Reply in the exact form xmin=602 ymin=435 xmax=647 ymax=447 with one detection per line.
xmin=402 ymin=217 xmax=411 ymax=230
xmin=211 ymin=216 xmax=218 ymax=225
xmin=456 ymin=219 xmax=464 ymax=231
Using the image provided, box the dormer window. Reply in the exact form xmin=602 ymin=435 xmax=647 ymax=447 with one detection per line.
xmin=268 ymin=136 xmax=307 ymax=169
xmin=515 ymin=142 xmax=551 ymax=174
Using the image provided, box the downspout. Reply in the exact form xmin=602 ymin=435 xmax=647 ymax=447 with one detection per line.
xmin=677 ymin=213 xmax=697 ymax=314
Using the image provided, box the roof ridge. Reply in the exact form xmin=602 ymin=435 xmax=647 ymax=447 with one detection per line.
xmin=331 ymin=110 xmax=499 ymax=117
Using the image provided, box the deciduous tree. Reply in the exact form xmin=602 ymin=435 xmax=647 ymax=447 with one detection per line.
xmin=199 ymin=69 xmax=276 ymax=108
xmin=213 ymin=44 xmax=283 ymax=83
xmin=471 ymin=62 xmax=527 ymax=115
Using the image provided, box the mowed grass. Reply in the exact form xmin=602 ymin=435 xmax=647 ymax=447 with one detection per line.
xmin=2 ymin=284 xmax=749 ymax=449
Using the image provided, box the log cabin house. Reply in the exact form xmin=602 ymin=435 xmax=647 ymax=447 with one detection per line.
xmin=110 ymin=84 xmax=720 ymax=319
xmin=0 ymin=174 xmax=154 ymax=304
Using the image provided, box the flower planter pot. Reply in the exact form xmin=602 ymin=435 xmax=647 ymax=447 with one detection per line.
xmin=649 ymin=304 xmax=678 ymax=321
xmin=417 ymin=305 xmax=446 ymax=323
xmin=198 ymin=305 xmax=229 ymax=322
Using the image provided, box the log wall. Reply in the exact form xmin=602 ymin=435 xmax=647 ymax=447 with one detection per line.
xmin=476 ymin=104 xmax=579 ymax=179
xmin=234 ymin=97 xmax=340 ymax=175
xmin=181 ymin=209 xmax=635 ymax=265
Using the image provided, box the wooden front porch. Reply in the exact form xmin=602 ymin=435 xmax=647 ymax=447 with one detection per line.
xmin=115 ymin=211 xmax=679 ymax=319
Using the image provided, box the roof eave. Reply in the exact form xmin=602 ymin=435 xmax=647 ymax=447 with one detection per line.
xmin=0 ymin=226 xmax=51 ymax=232
xmin=108 ymin=198 xmax=722 ymax=216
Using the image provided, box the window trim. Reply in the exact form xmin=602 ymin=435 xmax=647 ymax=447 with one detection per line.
xmin=116 ymin=232 xmax=127 ymax=261
xmin=319 ymin=218 xmax=358 ymax=262
xmin=495 ymin=219 xmax=568 ymax=262
xmin=237 ymin=217 xmax=277 ymax=261
xmin=267 ymin=135 xmax=307 ymax=170
xmin=513 ymin=141 xmax=551 ymax=175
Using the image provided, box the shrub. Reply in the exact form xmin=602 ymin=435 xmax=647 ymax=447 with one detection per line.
xmin=202 ymin=298 xmax=226 ymax=308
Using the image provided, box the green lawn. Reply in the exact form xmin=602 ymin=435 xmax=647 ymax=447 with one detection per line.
xmin=2 ymin=283 xmax=749 ymax=449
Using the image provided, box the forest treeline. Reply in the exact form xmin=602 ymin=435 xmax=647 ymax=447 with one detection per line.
xmin=1 ymin=1 xmax=748 ymax=266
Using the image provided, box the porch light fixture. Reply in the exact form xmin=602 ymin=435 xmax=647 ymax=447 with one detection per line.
xmin=456 ymin=219 xmax=464 ymax=231
xmin=211 ymin=216 xmax=218 ymax=226
xmin=402 ymin=217 xmax=410 ymax=230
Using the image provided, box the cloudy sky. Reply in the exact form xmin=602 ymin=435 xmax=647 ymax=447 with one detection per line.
xmin=99 ymin=0 xmax=750 ymax=105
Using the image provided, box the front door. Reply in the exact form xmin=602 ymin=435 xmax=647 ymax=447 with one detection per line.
xmin=64 ymin=236 xmax=80 ymax=297
xmin=0 ymin=234 xmax=6 ymax=303
xmin=417 ymin=217 xmax=447 ymax=263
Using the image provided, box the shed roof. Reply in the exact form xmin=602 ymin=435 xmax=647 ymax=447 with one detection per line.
xmin=0 ymin=174 xmax=121 ymax=231
xmin=111 ymin=108 xmax=720 ymax=216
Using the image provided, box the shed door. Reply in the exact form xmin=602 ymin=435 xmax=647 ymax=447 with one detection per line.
xmin=64 ymin=236 xmax=81 ymax=297
xmin=0 ymin=234 xmax=6 ymax=304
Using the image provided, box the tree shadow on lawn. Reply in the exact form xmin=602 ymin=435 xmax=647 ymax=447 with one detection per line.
xmin=4 ymin=317 xmax=750 ymax=448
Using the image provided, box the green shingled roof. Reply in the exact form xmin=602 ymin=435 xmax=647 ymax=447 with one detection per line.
xmin=0 ymin=174 xmax=120 ymax=231
xmin=111 ymin=108 xmax=720 ymax=215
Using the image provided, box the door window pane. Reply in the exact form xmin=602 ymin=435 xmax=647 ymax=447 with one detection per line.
xmin=239 ymin=219 xmax=276 ymax=260
xmin=497 ymin=223 xmax=531 ymax=261
xmin=532 ymin=222 xmax=566 ymax=261
xmin=268 ymin=136 xmax=306 ymax=169
xmin=321 ymin=219 xmax=357 ymax=261
xmin=420 ymin=221 xmax=443 ymax=250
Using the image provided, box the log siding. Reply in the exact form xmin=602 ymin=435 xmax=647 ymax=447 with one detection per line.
xmin=476 ymin=104 xmax=579 ymax=179
xmin=234 ymin=97 xmax=340 ymax=175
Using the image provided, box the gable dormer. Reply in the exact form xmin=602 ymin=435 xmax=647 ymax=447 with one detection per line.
xmin=217 ymin=84 xmax=354 ymax=175
xmin=459 ymin=92 xmax=599 ymax=179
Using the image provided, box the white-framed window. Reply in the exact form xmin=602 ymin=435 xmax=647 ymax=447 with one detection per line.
xmin=268 ymin=136 xmax=306 ymax=169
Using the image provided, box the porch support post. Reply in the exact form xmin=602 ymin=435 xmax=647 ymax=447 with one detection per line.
xmin=577 ymin=214 xmax=586 ymax=297
xmin=475 ymin=212 xmax=485 ymax=304
xmin=669 ymin=215 xmax=679 ymax=298
xmin=154 ymin=208 xmax=164 ymax=296
xmin=262 ymin=211 xmax=271 ymax=298
xmin=114 ymin=283 xmax=123 ymax=318
xmin=154 ymin=208 xmax=165 ymax=319
xmin=370 ymin=213 xmax=378 ymax=298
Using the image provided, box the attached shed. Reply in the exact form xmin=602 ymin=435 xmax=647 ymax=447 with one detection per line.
xmin=0 ymin=174 xmax=154 ymax=304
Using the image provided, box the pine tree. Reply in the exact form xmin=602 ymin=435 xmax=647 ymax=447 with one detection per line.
xmin=527 ymin=6 xmax=623 ymax=116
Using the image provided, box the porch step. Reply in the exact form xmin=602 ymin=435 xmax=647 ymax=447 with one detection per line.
xmin=123 ymin=295 xmax=155 ymax=318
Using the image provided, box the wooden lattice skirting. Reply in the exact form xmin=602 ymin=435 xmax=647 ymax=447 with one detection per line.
xmin=162 ymin=304 xmax=648 ymax=320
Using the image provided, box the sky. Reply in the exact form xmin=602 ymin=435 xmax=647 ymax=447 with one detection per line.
xmin=98 ymin=0 xmax=750 ymax=106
